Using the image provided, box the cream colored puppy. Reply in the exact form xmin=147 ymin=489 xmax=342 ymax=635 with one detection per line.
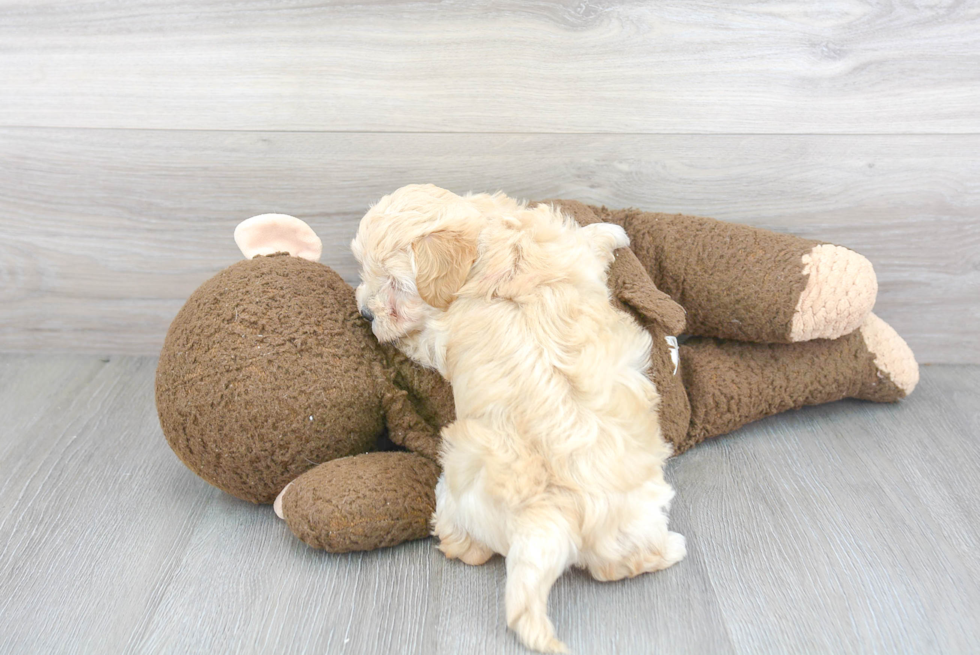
xmin=352 ymin=184 xmax=685 ymax=653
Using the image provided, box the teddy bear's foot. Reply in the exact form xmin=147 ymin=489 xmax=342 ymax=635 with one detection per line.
xmin=856 ymin=313 xmax=920 ymax=401
xmin=790 ymin=244 xmax=878 ymax=342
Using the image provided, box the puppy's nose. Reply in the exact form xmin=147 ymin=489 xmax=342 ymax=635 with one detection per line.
xmin=360 ymin=306 xmax=374 ymax=321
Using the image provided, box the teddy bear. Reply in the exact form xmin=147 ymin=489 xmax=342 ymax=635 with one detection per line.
xmin=155 ymin=202 xmax=918 ymax=553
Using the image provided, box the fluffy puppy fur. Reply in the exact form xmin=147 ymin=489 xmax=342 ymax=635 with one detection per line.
xmin=352 ymin=184 xmax=685 ymax=653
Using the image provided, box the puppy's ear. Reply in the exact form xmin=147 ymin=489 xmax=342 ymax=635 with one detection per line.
xmin=413 ymin=230 xmax=478 ymax=310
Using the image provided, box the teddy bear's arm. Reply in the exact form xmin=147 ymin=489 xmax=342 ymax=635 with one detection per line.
xmin=609 ymin=209 xmax=877 ymax=344
xmin=379 ymin=389 xmax=444 ymax=462
xmin=607 ymin=247 xmax=687 ymax=336
xmin=277 ymin=451 xmax=440 ymax=552
xmin=374 ymin=341 xmax=456 ymax=462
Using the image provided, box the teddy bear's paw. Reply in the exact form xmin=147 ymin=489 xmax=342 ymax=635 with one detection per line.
xmin=790 ymin=244 xmax=877 ymax=342
xmin=858 ymin=313 xmax=919 ymax=399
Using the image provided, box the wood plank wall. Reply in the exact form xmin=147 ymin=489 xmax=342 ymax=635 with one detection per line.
xmin=1 ymin=1 xmax=978 ymax=362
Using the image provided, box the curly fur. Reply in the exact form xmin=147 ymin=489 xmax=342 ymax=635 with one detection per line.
xmin=353 ymin=184 xmax=685 ymax=653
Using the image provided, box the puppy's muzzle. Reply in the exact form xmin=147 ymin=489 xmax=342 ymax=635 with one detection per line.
xmin=359 ymin=306 xmax=374 ymax=321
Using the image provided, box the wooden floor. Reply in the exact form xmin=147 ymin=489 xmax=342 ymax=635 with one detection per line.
xmin=1 ymin=355 xmax=977 ymax=654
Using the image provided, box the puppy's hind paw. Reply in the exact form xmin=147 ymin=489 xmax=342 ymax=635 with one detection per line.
xmin=662 ymin=531 xmax=687 ymax=567
xmin=436 ymin=530 xmax=494 ymax=566
xmin=637 ymin=531 xmax=687 ymax=575
xmin=456 ymin=540 xmax=495 ymax=566
xmin=594 ymin=531 xmax=687 ymax=580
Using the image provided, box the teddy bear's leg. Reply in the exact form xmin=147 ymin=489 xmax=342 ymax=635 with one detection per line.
xmin=677 ymin=313 xmax=918 ymax=450
xmin=274 ymin=451 xmax=440 ymax=552
xmin=607 ymin=209 xmax=877 ymax=343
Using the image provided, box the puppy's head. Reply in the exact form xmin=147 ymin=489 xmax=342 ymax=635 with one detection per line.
xmin=352 ymin=184 xmax=481 ymax=343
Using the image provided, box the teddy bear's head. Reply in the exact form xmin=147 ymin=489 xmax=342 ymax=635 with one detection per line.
xmin=155 ymin=216 xmax=391 ymax=503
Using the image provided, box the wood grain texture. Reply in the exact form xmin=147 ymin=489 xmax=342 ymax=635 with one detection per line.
xmin=1 ymin=128 xmax=977 ymax=361
xmin=671 ymin=383 xmax=980 ymax=653
xmin=0 ymin=356 xmax=220 ymax=654
xmin=0 ymin=356 xmax=977 ymax=654
xmin=1 ymin=0 xmax=978 ymax=133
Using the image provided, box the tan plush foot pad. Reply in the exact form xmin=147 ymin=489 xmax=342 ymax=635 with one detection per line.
xmin=790 ymin=244 xmax=878 ymax=342
xmin=859 ymin=313 xmax=920 ymax=397
xmin=273 ymin=483 xmax=291 ymax=519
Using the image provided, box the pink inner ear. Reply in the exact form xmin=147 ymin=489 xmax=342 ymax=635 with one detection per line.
xmin=234 ymin=214 xmax=322 ymax=262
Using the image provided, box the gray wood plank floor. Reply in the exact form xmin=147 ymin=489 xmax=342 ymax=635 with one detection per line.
xmin=1 ymin=355 xmax=977 ymax=654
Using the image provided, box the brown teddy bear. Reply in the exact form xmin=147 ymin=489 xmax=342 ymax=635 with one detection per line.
xmin=155 ymin=203 xmax=918 ymax=553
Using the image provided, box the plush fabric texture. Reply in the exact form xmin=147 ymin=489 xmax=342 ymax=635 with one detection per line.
xmin=857 ymin=313 xmax=920 ymax=395
xmin=379 ymin=344 xmax=454 ymax=462
xmin=282 ymin=451 xmax=441 ymax=552
xmin=603 ymin=207 xmax=822 ymax=343
xmin=156 ymin=254 xmax=388 ymax=503
xmin=680 ymin=327 xmax=907 ymax=449
xmin=539 ymin=200 xmax=911 ymax=456
xmin=157 ymin=202 xmax=917 ymax=553
xmin=790 ymin=244 xmax=878 ymax=342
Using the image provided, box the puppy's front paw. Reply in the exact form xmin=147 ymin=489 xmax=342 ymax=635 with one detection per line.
xmin=583 ymin=222 xmax=630 ymax=260
xmin=606 ymin=223 xmax=631 ymax=250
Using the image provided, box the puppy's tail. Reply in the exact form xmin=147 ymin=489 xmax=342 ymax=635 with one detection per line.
xmin=506 ymin=521 xmax=575 ymax=653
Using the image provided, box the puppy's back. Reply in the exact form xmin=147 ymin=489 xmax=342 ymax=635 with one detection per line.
xmin=447 ymin=204 xmax=669 ymax=492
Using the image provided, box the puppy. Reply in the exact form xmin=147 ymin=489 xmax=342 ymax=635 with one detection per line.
xmin=352 ymin=184 xmax=685 ymax=653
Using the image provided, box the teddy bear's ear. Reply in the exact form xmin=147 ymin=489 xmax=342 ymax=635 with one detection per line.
xmin=234 ymin=214 xmax=322 ymax=262
xmin=610 ymin=249 xmax=687 ymax=336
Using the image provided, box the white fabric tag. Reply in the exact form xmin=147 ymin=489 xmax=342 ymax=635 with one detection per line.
xmin=665 ymin=336 xmax=680 ymax=375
